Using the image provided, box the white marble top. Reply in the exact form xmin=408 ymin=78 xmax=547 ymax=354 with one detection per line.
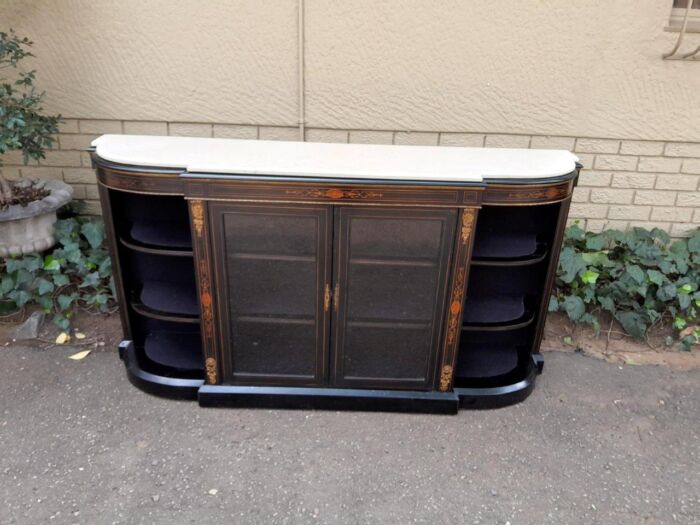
xmin=92 ymin=135 xmax=578 ymax=182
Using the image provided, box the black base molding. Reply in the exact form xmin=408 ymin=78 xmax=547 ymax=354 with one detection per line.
xmin=455 ymin=355 xmax=542 ymax=409
xmin=198 ymin=385 xmax=460 ymax=414
xmin=118 ymin=340 xmax=542 ymax=412
xmin=119 ymin=340 xmax=203 ymax=400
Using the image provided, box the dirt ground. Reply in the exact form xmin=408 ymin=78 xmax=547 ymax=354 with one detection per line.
xmin=542 ymin=312 xmax=700 ymax=371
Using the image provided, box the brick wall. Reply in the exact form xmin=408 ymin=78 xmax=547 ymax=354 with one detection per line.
xmin=1 ymin=119 xmax=699 ymax=236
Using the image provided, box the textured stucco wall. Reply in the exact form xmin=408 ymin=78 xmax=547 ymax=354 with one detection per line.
xmin=2 ymin=0 xmax=699 ymax=141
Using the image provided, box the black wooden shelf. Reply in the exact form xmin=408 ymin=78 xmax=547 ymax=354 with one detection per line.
xmin=461 ymin=310 xmax=535 ymax=332
xmin=131 ymin=301 xmax=200 ymax=324
xmin=454 ymin=345 xmax=519 ymax=381
xmin=130 ymin=221 xmax=192 ymax=250
xmin=140 ymin=281 xmax=199 ymax=317
xmin=120 ymin=236 xmax=194 ymax=257
xmin=143 ymin=331 xmax=204 ymax=371
xmin=472 ymin=231 xmax=548 ymax=267
xmin=473 ymin=231 xmax=536 ymax=257
xmin=462 ymin=295 xmax=527 ymax=326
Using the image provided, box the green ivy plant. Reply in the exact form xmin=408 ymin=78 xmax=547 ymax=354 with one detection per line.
xmin=0 ymin=217 xmax=115 ymax=330
xmin=549 ymin=225 xmax=700 ymax=351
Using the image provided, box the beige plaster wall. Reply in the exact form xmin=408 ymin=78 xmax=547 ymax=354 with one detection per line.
xmin=2 ymin=0 xmax=699 ymax=141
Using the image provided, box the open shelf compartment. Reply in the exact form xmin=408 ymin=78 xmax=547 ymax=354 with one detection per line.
xmin=472 ymin=204 xmax=560 ymax=265
xmin=110 ymin=191 xmax=193 ymax=251
xmin=454 ymin=329 xmax=528 ymax=388
xmin=131 ymin=318 xmax=204 ymax=377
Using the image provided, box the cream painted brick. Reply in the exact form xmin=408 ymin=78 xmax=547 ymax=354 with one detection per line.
xmin=650 ymin=207 xmax=694 ymax=222
xmin=59 ymin=134 xmax=99 ymax=150
xmin=681 ymin=159 xmax=700 ymax=174
xmin=694 ymin=209 xmax=700 ymax=223
xmin=349 ymin=130 xmax=393 ymax=145
xmin=0 ymin=150 xmax=38 ymax=165
xmin=594 ymin=155 xmax=638 ymax=171
xmin=664 ymin=142 xmax=700 ymax=157
xmin=0 ymin=167 xmax=21 ymax=180
xmin=79 ymin=119 xmax=122 ymax=134
xmin=589 ymin=188 xmax=633 ymax=204
xmin=571 ymin=187 xmax=590 ymax=202
xmin=578 ymin=170 xmax=612 ymax=187
xmin=124 ymin=121 xmax=168 ymax=135
xmin=39 ymin=151 xmax=82 ymax=167
xmin=58 ymin=119 xmax=79 ymax=134
xmin=619 ymin=140 xmax=664 ymax=156
xmin=656 ymin=174 xmax=699 ymax=190
xmin=637 ymin=157 xmax=682 ymax=173
xmin=574 ymin=153 xmax=594 ymax=169
xmin=259 ymin=126 xmax=300 ymax=141
xmin=529 ymin=136 xmax=575 ymax=150
xmin=575 ymin=138 xmax=620 ymax=154
xmin=169 ymin=122 xmax=212 ymax=137
xmin=676 ymin=192 xmax=700 ymax=207
xmin=81 ymin=152 xmax=93 ymax=167
xmin=611 ymin=172 xmax=656 ymax=189
xmin=566 ymin=218 xmax=584 ymax=228
xmin=70 ymin=184 xmax=87 ymax=200
xmin=671 ymin=223 xmax=698 ymax=237
xmin=634 ymin=190 xmax=676 ymax=206
xmin=213 ymin=124 xmax=258 ymax=139
xmin=484 ymin=134 xmax=530 ymax=148
xmin=305 ymin=129 xmax=348 ymax=143
xmin=394 ymin=131 xmax=438 ymax=146
xmin=19 ymin=167 xmax=64 ymax=180
xmin=46 ymin=134 xmax=60 ymax=150
xmin=568 ymin=203 xmax=609 ymax=219
xmin=632 ymin=221 xmax=672 ymax=232
xmin=85 ymin=184 xmax=100 ymax=200
xmin=586 ymin=219 xmax=629 ymax=232
xmin=439 ymin=133 xmax=484 ymax=147
xmin=63 ymin=168 xmax=97 ymax=184
xmin=607 ymin=205 xmax=651 ymax=220
xmin=79 ymin=200 xmax=102 ymax=215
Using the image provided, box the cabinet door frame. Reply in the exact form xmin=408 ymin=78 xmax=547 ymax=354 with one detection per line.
xmin=208 ymin=201 xmax=333 ymax=386
xmin=330 ymin=206 xmax=458 ymax=390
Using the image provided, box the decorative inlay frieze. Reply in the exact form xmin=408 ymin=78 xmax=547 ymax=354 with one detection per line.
xmin=505 ymin=187 xmax=567 ymax=201
xmin=191 ymin=200 xmax=204 ymax=237
xmin=446 ymin=266 xmax=465 ymax=347
xmin=205 ymin=357 xmax=217 ymax=384
xmin=461 ymin=208 xmax=476 ymax=244
xmin=285 ymin=188 xmax=383 ymax=200
xmin=439 ymin=365 xmax=453 ymax=392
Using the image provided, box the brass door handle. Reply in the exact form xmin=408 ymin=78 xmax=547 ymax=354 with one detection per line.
xmin=323 ymin=283 xmax=331 ymax=312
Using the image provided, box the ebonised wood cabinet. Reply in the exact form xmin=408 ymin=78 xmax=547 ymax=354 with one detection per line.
xmin=92 ymin=135 xmax=580 ymax=413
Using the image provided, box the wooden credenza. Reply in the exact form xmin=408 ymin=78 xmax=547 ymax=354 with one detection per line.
xmin=92 ymin=135 xmax=580 ymax=414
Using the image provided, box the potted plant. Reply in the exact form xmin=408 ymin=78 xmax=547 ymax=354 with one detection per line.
xmin=0 ymin=30 xmax=72 ymax=256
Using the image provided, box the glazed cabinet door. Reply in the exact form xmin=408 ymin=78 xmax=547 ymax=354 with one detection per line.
xmin=331 ymin=207 xmax=457 ymax=389
xmin=209 ymin=203 xmax=332 ymax=385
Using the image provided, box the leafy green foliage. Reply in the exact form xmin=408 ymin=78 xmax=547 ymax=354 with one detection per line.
xmin=0 ymin=30 xmax=60 ymax=163
xmin=0 ymin=218 xmax=114 ymax=329
xmin=550 ymin=225 xmax=700 ymax=350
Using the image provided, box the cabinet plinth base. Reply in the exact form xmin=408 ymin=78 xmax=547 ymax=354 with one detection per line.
xmin=198 ymin=385 xmax=460 ymax=414
xmin=118 ymin=341 xmax=543 ymax=412
xmin=454 ymin=355 xmax=542 ymax=409
xmin=119 ymin=340 xmax=203 ymax=400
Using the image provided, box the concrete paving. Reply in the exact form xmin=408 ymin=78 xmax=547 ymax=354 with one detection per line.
xmin=0 ymin=346 xmax=698 ymax=525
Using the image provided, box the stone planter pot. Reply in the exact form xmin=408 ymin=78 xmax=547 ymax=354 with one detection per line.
xmin=0 ymin=180 xmax=73 ymax=257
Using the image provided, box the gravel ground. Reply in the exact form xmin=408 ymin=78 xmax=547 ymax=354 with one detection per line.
xmin=0 ymin=346 xmax=698 ymax=525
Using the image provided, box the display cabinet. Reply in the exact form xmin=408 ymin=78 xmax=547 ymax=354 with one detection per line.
xmin=92 ymin=135 xmax=580 ymax=413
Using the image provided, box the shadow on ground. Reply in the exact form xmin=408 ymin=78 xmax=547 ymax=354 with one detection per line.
xmin=0 ymin=345 xmax=698 ymax=524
